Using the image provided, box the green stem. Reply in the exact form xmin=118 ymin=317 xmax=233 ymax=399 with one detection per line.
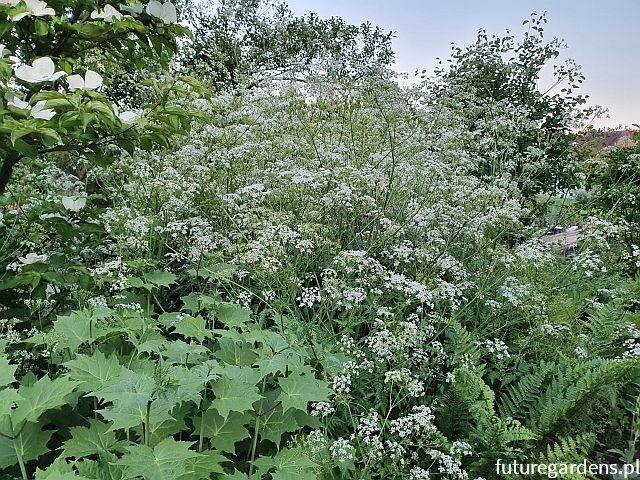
xmin=9 ymin=417 xmax=28 ymax=480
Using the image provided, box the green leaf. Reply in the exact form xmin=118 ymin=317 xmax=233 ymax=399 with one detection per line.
xmin=62 ymin=419 xmax=129 ymax=460
xmin=12 ymin=375 xmax=79 ymax=425
xmin=181 ymin=450 xmax=229 ymax=479
xmin=65 ymin=351 xmax=123 ymax=393
xmin=174 ymin=315 xmax=211 ymax=342
xmin=0 ymin=354 xmax=17 ymax=387
xmin=95 ymin=368 xmax=156 ymax=431
xmin=253 ymin=447 xmax=317 ymax=480
xmin=53 ymin=311 xmax=93 ymax=351
xmin=259 ymin=405 xmax=301 ymax=446
xmin=216 ymin=303 xmax=250 ymax=328
xmin=210 ymin=377 xmax=262 ymax=419
xmin=194 ymin=410 xmax=250 ymax=454
xmin=0 ymin=388 xmax=21 ymax=417
xmin=0 ymin=422 xmax=53 ymax=469
xmin=116 ymin=438 xmax=200 ymax=480
xmin=277 ymin=373 xmax=331 ymax=414
xmin=144 ymin=270 xmax=177 ymax=287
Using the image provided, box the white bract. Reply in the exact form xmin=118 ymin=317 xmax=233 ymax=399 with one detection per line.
xmin=15 ymin=57 xmax=65 ymax=83
xmin=146 ymin=0 xmax=177 ymax=24
xmin=19 ymin=253 xmax=48 ymax=265
xmin=113 ymin=104 xmax=140 ymax=123
xmin=91 ymin=4 xmax=123 ymax=22
xmin=67 ymin=70 xmax=103 ymax=91
xmin=11 ymin=0 xmax=55 ymax=21
xmin=62 ymin=196 xmax=87 ymax=212
xmin=0 ymin=0 xmax=20 ymax=6
xmin=30 ymin=100 xmax=56 ymax=120
xmin=6 ymin=94 xmax=56 ymax=120
xmin=0 ymin=43 xmax=10 ymax=57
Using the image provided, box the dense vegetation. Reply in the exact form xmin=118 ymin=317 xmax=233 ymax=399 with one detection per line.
xmin=0 ymin=1 xmax=638 ymax=479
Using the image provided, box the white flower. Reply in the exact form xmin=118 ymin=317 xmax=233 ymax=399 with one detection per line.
xmin=6 ymin=93 xmax=29 ymax=110
xmin=5 ymin=94 xmax=55 ymax=120
xmin=0 ymin=43 xmax=10 ymax=57
xmin=66 ymin=70 xmax=103 ymax=91
xmin=19 ymin=253 xmax=48 ymax=265
xmin=12 ymin=0 xmax=55 ymax=21
xmin=146 ymin=0 xmax=177 ymax=24
xmin=90 ymin=4 xmax=123 ymax=22
xmin=15 ymin=57 xmax=65 ymax=83
xmin=118 ymin=110 xmax=139 ymax=123
xmin=30 ymin=100 xmax=55 ymax=120
xmin=0 ymin=0 xmax=20 ymax=6
xmin=62 ymin=196 xmax=87 ymax=212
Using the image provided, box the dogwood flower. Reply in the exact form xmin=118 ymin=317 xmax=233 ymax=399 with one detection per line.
xmin=19 ymin=253 xmax=48 ymax=265
xmin=67 ymin=70 xmax=103 ymax=91
xmin=15 ymin=57 xmax=65 ymax=83
xmin=11 ymin=0 xmax=55 ymax=21
xmin=62 ymin=196 xmax=87 ymax=212
xmin=5 ymin=94 xmax=56 ymax=119
xmin=113 ymin=103 xmax=140 ymax=123
xmin=146 ymin=0 xmax=177 ymax=24
xmin=30 ymin=100 xmax=56 ymax=120
xmin=90 ymin=4 xmax=123 ymax=22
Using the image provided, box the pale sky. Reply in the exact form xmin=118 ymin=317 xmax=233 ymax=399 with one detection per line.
xmin=286 ymin=0 xmax=639 ymax=129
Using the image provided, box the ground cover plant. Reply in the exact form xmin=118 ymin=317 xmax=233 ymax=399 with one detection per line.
xmin=0 ymin=1 xmax=638 ymax=479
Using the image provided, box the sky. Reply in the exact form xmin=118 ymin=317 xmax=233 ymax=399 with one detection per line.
xmin=286 ymin=0 xmax=639 ymax=129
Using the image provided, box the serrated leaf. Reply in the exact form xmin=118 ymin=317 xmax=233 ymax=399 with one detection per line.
xmin=95 ymin=368 xmax=156 ymax=431
xmin=216 ymin=303 xmax=250 ymax=328
xmin=174 ymin=315 xmax=211 ymax=342
xmin=210 ymin=377 xmax=262 ymax=419
xmin=62 ymin=419 xmax=129 ymax=460
xmin=277 ymin=374 xmax=331 ymax=414
xmin=116 ymin=438 xmax=200 ymax=480
xmin=144 ymin=270 xmax=177 ymax=287
xmin=65 ymin=351 xmax=123 ymax=393
xmin=0 ymin=422 xmax=53 ymax=469
xmin=0 ymin=354 xmax=17 ymax=387
xmin=53 ymin=311 xmax=94 ymax=351
xmin=194 ymin=410 xmax=250 ymax=454
xmin=12 ymin=375 xmax=79 ymax=425
xmin=259 ymin=405 xmax=301 ymax=446
xmin=253 ymin=447 xmax=317 ymax=480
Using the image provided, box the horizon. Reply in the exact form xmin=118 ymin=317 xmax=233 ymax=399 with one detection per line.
xmin=286 ymin=0 xmax=639 ymax=130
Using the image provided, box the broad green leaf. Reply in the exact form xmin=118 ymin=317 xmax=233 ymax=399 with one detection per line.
xmin=253 ymin=447 xmax=317 ymax=480
xmin=216 ymin=303 xmax=250 ymax=328
xmin=95 ymin=368 xmax=156 ymax=431
xmin=181 ymin=450 xmax=229 ymax=480
xmin=12 ymin=375 xmax=79 ymax=425
xmin=194 ymin=410 xmax=250 ymax=454
xmin=174 ymin=315 xmax=211 ymax=342
xmin=53 ymin=311 xmax=93 ymax=351
xmin=0 ymin=388 xmax=21 ymax=417
xmin=277 ymin=374 xmax=331 ymax=414
xmin=214 ymin=337 xmax=257 ymax=366
xmin=116 ymin=438 xmax=200 ymax=480
xmin=144 ymin=270 xmax=177 ymax=287
xmin=259 ymin=406 xmax=301 ymax=446
xmin=0 ymin=354 xmax=17 ymax=387
xmin=210 ymin=377 xmax=262 ymax=419
xmin=65 ymin=351 xmax=123 ymax=393
xmin=62 ymin=419 xmax=129 ymax=459
xmin=0 ymin=422 xmax=53 ymax=469
xmin=35 ymin=458 xmax=91 ymax=479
